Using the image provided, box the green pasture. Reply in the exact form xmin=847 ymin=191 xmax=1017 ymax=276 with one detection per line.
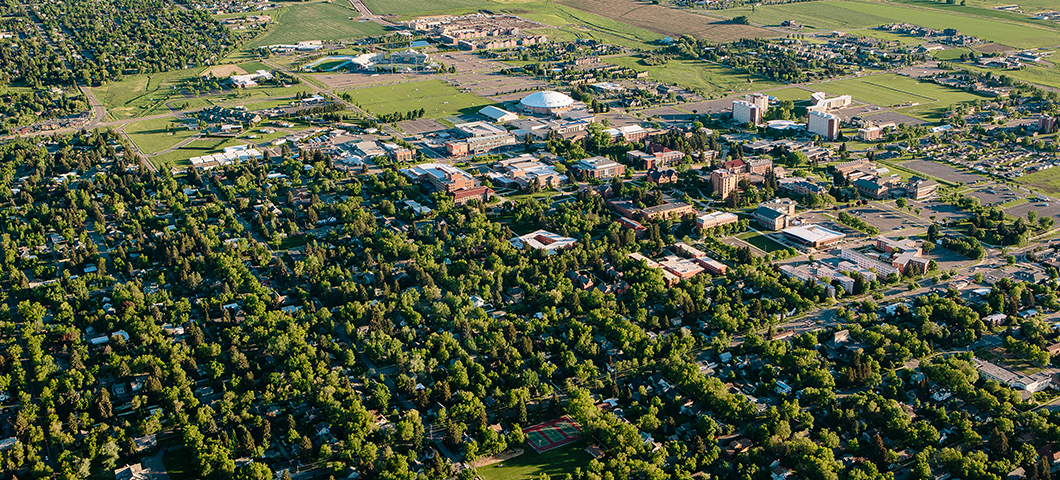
xmin=90 ymin=69 xmax=202 ymax=121
xmin=362 ymin=0 xmax=493 ymax=18
xmin=346 ymin=79 xmax=492 ymax=119
xmin=125 ymin=117 xmax=200 ymax=155
xmin=603 ymin=57 xmax=784 ymax=96
xmin=717 ymin=0 xmax=1060 ymax=48
xmin=244 ymin=3 xmax=386 ymax=49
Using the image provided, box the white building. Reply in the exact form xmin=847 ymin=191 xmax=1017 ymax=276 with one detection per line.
xmin=732 ymin=100 xmax=763 ymax=126
xmin=808 ymin=111 xmax=840 ymax=141
xmin=510 ymin=230 xmax=577 ymax=253
xmin=807 ymin=92 xmax=852 ymax=113
xmin=479 ymin=105 xmax=518 ymax=123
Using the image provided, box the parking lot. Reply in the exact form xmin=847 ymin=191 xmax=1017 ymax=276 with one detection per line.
xmin=845 ymin=205 xmax=925 ymax=233
xmin=967 ymin=185 xmax=1020 ymax=207
xmin=909 ymin=200 xmax=973 ymax=223
xmin=903 ymin=159 xmax=988 ymax=185
xmin=1005 ymin=200 xmax=1060 ymax=222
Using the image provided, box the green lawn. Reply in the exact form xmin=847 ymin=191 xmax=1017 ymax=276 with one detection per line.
xmin=90 ymin=69 xmax=202 ymax=121
xmin=237 ymin=61 xmax=271 ymax=73
xmin=346 ymin=79 xmax=493 ymax=119
xmin=476 ymin=445 xmax=594 ymax=480
xmin=717 ymin=0 xmax=1060 ymax=48
xmin=125 ymin=117 xmax=200 ymax=155
xmin=764 ymin=86 xmax=815 ymax=102
xmin=738 ymin=232 xmax=788 ymax=252
xmin=244 ymin=3 xmax=386 ymax=49
xmin=363 ymin=0 xmax=493 ymax=17
xmin=958 ymin=63 xmax=1060 ymax=89
xmin=603 ymin=57 xmax=785 ymax=97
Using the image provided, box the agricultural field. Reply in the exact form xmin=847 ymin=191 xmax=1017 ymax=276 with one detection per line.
xmin=362 ymin=0 xmax=493 ymax=18
xmin=717 ymin=0 xmax=1060 ymax=48
xmin=476 ymin=446 xmax=594 ymax=480
xmin=124 ymin=117 xmax=200 ymax=155
xmin=244 ymin=3 xmax=385 ymax=49
xmin=345 ymin=79 xmax=492 ymax=119
xmin=604 ymin=57 xmax=785 ymax=97
xmin=90 ymin=68 xmax=201 ymax=121
xmin=558 ymin=0 xmax=773 ymax=41
xmin=499 ymin=1 xmax=668 ymax=49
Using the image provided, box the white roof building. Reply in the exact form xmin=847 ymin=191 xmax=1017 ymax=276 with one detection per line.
xmin=479 ymin=106 xmax=518 ymax=123
xmin=510 ymin=229 xmax=577 ymax=253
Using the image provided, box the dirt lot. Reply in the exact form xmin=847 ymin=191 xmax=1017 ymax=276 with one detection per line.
xmin=861 ymin=111 xmax=928 ymax=126
xmin=204 ymin=65 xmax=247 ymax=78
xmin=974 ymin=43 xmax=1014 ymax=54
xmin=560 ymin=0 xmax=774 ymax=41
xmin=902 ymin=159 xmax=988 ymax=185
xmin=398 ymin=118 xmax=447 ymax=135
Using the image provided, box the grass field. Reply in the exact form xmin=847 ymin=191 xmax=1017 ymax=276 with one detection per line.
xmin=476 ymin=445 xmax=593 ymax=480
xmin=125 ymin=118 xmax=200 ymax=155
xmin=362 ymin=0 xmax=493 ymax=17
xmin=764 ymin=86 xmax=814 ymax=102
xmin=346 ymin=79 xmax=492 ymax=119
xmin=237 ymin=61 xmax=271 ymax=73
xmin=1022 ymin=169 xmax=1060 ymax=195
xmin=717 ymin=0 xmax=1060 ymax=48
xmin=604 ymin=57 xmax=785 ymax=96
xmin=738 ymin=232 xmax=788 ymax=252
xmin=813 ymin=74 xmax=990 ymax=120
xmin=958 ymin=63 xmax=1060 ymax=89
xmin=90 ymin=69 xmax=201 ymax=121
xmin=244 ymin=3 xmax=385 ymax=49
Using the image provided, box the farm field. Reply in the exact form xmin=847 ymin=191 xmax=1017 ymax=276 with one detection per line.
xmin=476 ymin=445 xmax=594 ymax=480
xmin=125 ymin=117 xmax=200 ymax=155
xmin=90 ymin=69 xmax=201 ymax=121
xmin=244 ymin=3 xmax=385 ymax=49
xmin=500 ymin=1 xmax=668 ymax=48
xmin=814 ymin=74 xmax=989 ymax=120
xmin=362 ymin=0 xmax=493 ymax=18
xmin=604 ymin=57 xmax=785 ymax=96
xmin=558 ymin=0 xmax=774 ymax=41
xmin=345 ymin=79 xmax=492 ymax=119
xmin=717 ymin=0 xmax=1060 ymax=48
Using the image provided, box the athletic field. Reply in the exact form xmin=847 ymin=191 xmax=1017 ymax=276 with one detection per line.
xmin=523 ymin=416 xmax=583 ymax=454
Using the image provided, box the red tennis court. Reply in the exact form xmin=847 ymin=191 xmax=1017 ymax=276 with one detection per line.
xmin=523 ymin=416 xmax=582 ymax=453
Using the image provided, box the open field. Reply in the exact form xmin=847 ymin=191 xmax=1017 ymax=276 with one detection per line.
xmin=476 ymin=444 xmax=593 ymax=480
xmin=500 ymin=1 xmax=669 ymax=48
xmin=237 ymin=61 xmax=271 ymax=73
xmin=362 ymin=0 xmax=493 ymax=18
xmin=125 ymin=118 xmax=200 ymax=155
xmin=717 ymin=0 xmax=1060 ymax=48
xmin=90 ymin=69 xmax=201 ymax=121
xmin=814 ymin=74 xmax=991 ymax=121
xmin=203 ymin=65 xmax=247 ymax=78
xmin=347 ymin=79 xmax=492 ymax=119
xmin=604 ymin=57 xmax=784 ymax=97
xmin=958 ymin=63 xmax=1060 ymax=89
xmin=559 ymin=0 xmax=773 ymax=41
xmin=1022 ymin=169 xmax=1060 ymax=196
xmin=244 ymin=3 xmax=385 ymax=49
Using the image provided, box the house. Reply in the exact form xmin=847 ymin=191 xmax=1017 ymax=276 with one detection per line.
xmin=586 ymin=445 xmax=606 ymax=460
xmin=114 ymin=464 xmax=148 ymax=480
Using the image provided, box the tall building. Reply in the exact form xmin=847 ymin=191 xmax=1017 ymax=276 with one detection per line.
xmin=807 ymin=92 xmax=852 ymax=113
xmin=808 ymin=111 xmax=840 ymax=141
xmin=711 ymin=169 xmax=739 ymax=199
xmin=732 ymin=100 xmax=763 ymax=126
xmin=749 ymin=93 xmax=769 ymax=111
xmin=1041 ymin=115 xmax=1056 ymax=134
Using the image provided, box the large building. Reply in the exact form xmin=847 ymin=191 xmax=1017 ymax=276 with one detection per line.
xmin=807 ymin=92 xmax=852 ymax=113
xmin=571 ymin=156 xmax=625 ymax=180
xmin=479 ymin=105 xmax=518 ymax=123
xmin=1040 ymin=115 xmax=1056 ymax=134
xmin=446 ymin=121 xmax=517 ymax=156
xmin=808 ymin=111 xmax=840 ymax=141
xmin=754 ymin=206 xmax=789 ymax=231
xmin=520 ymin=90 xmax=576 ymax=115
xmin=711 ymin=169 xmax=739 ymax=200
xmin=510 ymin=229 xmax=577 ymax=253
xmin=489 ymin=155 xmax=567 ymax=189
xmin=908 ymin=178 xmax=939 ymax=200
xmin=401 ymin=163 xmax=476 ymax=192
xmin=626 ymin=143 xmax=684 ymax=169
xmin=857 ymin=121 xmax=896 ymax=141
xmin=450 ymin=186 xmax=495 ymax=205
xmin=697 ymin=211 xmax=739 ymax=229
xmin=732 ymin=100 xmax=764 ymax=126
xmin=781 ymin=224 xmax=846 ymax=249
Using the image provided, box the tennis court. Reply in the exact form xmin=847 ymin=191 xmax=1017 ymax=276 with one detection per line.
xmin=523 ymin=416 xmax=583 ymax=454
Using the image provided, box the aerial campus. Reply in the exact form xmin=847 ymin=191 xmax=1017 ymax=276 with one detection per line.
xmin=4 ymin=0 xmax=1060 ymax=480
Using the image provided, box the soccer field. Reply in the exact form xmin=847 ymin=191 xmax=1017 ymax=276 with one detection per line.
xmin=344 ymin=80 xmax=492 ymax=120
xmin=245 ymin=3 xmax=385 ymax=49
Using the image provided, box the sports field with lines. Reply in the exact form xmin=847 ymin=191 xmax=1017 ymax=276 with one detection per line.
xmin=523 ymin=416 xmax=583 ymax=453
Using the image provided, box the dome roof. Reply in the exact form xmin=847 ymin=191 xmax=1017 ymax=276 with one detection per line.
xmin=520 ymin=90 xmax=574 ymax=109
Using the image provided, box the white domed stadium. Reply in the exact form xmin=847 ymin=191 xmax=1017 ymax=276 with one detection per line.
xmin=520 ymin=90 xmax=575 ymax=115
